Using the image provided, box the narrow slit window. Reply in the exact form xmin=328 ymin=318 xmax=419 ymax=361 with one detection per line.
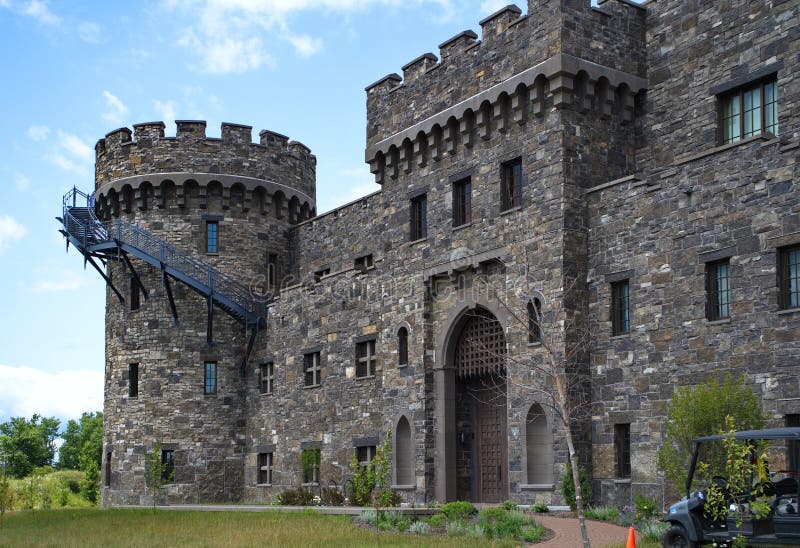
xmin=206 ymin=221 xmax=218 ymax=253
xmin=129 ymin=363 xmax=139 ymax=398
xmin=706 ymin=259 xmax=731 ymax=320
xmin=397 ymin=327 xmax=408 ymax=366
xmin=452 ymin=177 xmax=472 ymax=227
xmin=611 ymin=280 xmax=630 ymax=335
xmin=501 ymin=158 xmax=522 ymax=212
xmin=410 ymin=194 xmax=427 ymax=241
xmin=204 ymin=361 xmax=217 ymax=394
xmin=615 ymin=424 xmax=631 ymax=479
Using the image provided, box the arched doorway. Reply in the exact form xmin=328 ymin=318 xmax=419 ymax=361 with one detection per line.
xmin=452 ymin=308 xmax=508 ymax=502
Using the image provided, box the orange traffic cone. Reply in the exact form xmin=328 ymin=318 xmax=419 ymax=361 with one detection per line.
xmin=626 ymin=526 xmax=636 ymax=548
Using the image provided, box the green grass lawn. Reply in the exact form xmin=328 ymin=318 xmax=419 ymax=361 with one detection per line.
xmin=0 ymin=508 xmax=502 ymax=547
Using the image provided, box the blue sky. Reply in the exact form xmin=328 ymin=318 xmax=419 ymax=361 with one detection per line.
xmin=0 ymin=0 xmax=613 ymax=425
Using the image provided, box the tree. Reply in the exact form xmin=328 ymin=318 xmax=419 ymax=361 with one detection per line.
xmin=143 ymin=442 xmax=172 ymax=511
xmin=657 ymin=374 xmax=764 ymax=497
xmin=0 ymin=415 xmax=60 ymax=478
xmin=58 ymin=412 xmax=103 ymax=472
xmin=0 ymin=473 xmax=13 ymax=528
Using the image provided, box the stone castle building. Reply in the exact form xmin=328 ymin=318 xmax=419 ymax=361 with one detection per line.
xmin=58 ymin=0 xmax=800 ymax=509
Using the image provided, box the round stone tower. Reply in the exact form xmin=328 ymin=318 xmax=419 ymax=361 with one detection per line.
xmin=95 ymin=120 xmax=315 ymax=506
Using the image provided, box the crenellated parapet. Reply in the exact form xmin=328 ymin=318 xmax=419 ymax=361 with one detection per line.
xmin=94 ymin=121 xmax=316 ymax=223
xmin=366 ymin=52 xmax=647 ymax=184
xmin=365 ymin=1 xmax=646 ymax=150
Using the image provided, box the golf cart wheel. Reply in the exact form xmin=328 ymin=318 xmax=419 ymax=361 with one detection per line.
xmin=662 ymin=524 xmax=697 ymax=548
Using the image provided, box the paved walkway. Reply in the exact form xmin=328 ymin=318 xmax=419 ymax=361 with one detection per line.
xmin=536 ymin=515 xmax=634 ymax=547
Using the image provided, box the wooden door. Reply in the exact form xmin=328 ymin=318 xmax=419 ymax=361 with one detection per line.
xmin=476 ymin=390 xmax=507 ymax=502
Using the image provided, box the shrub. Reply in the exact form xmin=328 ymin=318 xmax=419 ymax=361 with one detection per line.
xmin=359 ymin=508 xmax=377 ymax=525
xmin=634 ymin=493 xmax=658 ymax=520
xmin=521 ymin=522 xmax=548 ymax=542
xmin=478 ymin=507 xmax=523 ymax=539
xmin=639 ymin=519 xmax=668 ymax=542
xmin=320 ymin=486 xmax=344 ymax=506
xmin=409 ymin=520 xmax=430 ymax=535
xmin=276 ymin=487 xmax=316 ymax=506
xmin=446 ymin=519 xmax=484 ymax=538
xmin=425 ymin=513 xmax=446 ymax=528
xmin=378 ymin=489 xmax=401 ymax=507
xmin=440 ymin=500 xmax=477 ymax=521
xmin=657 ymin=373 xmax=765 ymax=497
xmin=584 ymin=505 xmax=620 ymax=522
xmin=396 ymin=518 xmax=411 ymax=532
xmin=531 ymin=502 xmax=549 ymax=513
xmin=561 ymin=460 xmax=591 ymax=511
xmin=502 ymin=500 xmax=518 ymax=511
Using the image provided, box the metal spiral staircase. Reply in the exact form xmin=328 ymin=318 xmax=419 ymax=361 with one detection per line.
xmin=57 ymin=187 xmax=268 ymax=375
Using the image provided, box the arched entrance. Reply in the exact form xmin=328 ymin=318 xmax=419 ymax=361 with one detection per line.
xmin=452 ymin=308 xmax=508 ymax=502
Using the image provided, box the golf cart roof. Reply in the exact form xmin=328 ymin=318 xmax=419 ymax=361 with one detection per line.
xmin=694 ymin=427 xmax=800 ymax=443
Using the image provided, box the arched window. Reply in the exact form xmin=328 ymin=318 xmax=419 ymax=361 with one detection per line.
xmin=397 ymin=327 xmax=408 ymax=366
xmin=528 ymin=299 xmax=542 ymax=343
xmin=395 ymin=416 xmax=413 ymax=485
xmin=526 ymin=404 xmax=553 ymax=484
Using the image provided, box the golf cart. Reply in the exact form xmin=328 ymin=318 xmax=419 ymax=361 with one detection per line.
xmin=662 ymin=427 xmax=800 ymax=547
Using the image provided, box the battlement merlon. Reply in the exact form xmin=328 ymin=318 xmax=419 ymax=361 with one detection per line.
xmin=365 ymin=0 xmax=646 ymax=146
xmin=93 ymin=121 xmax=317 ymax=200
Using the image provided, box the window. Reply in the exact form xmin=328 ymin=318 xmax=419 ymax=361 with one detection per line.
xmin=105 ymin=452 xmax=112 ymax=487
xmin=452 ymin=177 xmax=472 ymax=227
xmin=313 ymin=268 xmax=330 ymax=280
xmin=354 ymin=254 xmax=374 ymax=271
xmin=258 ymin=452 xmax=273 ymax=485
xmin=721 ymin=78 xmax=778 ymax=144
xmin=779 ymin=245 xmax=800 ymax=310
xmin=303 ymin=352 xmax=321 ymax=387
xmin=410 ymin=194 xmax=427 ymax=241
xmin=397 ymin=327 xmax=408 ymax=366
xmin=161 ymin=449 xmax=175 ymax=482
xmin=129 ymin=363 xmax=139 ymax=398
xmin=204 ymin=361 xmax=217 ymax=394
xmin=259 ymin=362 xmax=274 ymax=395
xmin=206 ymin=220 xmax=218 ymax=253
xmin=267 ymin=253 xmax=278 ymax=289
xmin=301 ymin=448 xmax=320 ymax=483
xmin=614 ymin=423 xmax=631 ymax=478
xmin=706 ymin=259 xmax=731 ymax=320
xmin=395 ymin=417 xmax=413 ymax=485
xmin=527 ymin=299 xmax=542 ymax=343
xmin=501 ymin=158 xmax=522 ymax=211
xmin=356 ymin=339 xmax=376 ymax=378
xmin=611 ymin=280 xmax=630 ymax=335
xmin=130 ymin=275 xmax=140 ymax=311
xmin=356 ymin=445 xmax=376 ymax=468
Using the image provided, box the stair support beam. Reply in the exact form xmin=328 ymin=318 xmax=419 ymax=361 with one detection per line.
xmin=162 ymin=267 xmax=179 ymax=325
xmin=84 ymin=252 xmax=124 ymax=304
xmin=122 ymin=252 xmax=149 ymax=302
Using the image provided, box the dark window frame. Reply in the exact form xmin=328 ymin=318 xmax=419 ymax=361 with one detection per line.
xmin=206 ymin=220 xmax=219 ymax=254
xmin=779 ymin=245 xmax=800 ymax=310
xmin=129 ymin=363 xmax=139 ymax=398
xmin=501 ymin=157 xmax=522 ymax=212
xmin=452 ymin=177 xmax=472 ymax=227
xmin=129 ymin=275 xmax=140 ymax=311
xmin=259 ymin=362 xmax=274 ymax=395
xmin=720 ymin=77 xmax=778 ymax=144
xmin=706 ymin=259 xmax=731 ymax=321
xmin=204 ymin=361 xmax=217 ymax=395
xmin=354 ymin=254 xmax=374 ymax=271
xmin=161 ymin=449 xmax=175 ymax=482
xmin=410 ymin=194 xmax=427 ymax=241
xmin=356 ymin=445 xmax=377 ymax=468
xmin=611 ymin=280 xmax=630 ymax=336
xmin=257 ymin=452 xmax=273 ymax=485
xmin=303 ymin=351 xmax=321 ymax=388
xmin=614 ymin=423 xmax=631 ymax=479
xmin=397 ymin=327 xmax=409 ymax=366
xmin=356 ymin=339 xmax=377 ymax=378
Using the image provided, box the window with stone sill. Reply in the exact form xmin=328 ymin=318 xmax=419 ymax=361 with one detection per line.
xmin=258 ymin=452 xmax=273 ymax=485
xmin=410 ymin=194 xmax=427 ymax=241
xmin=303 ymin=352 xmax=321 ymax=387
xmin=356 ymin=445 xmax=376 ymax=468
xmin=614 ymin=423 xmax=631 ymax=479
xmin=779 ymin=245 xmax=800 ymax=310
xmin=356 ymin=339 xmax=376 ymax=378
xmin=720 ymin=77 xmax=778 ymax=144
xmin=354 ymin=254 xmax=373 ymax=271
xmin=501 ymin=157 xmax=522 ymax=212
xmin=452 ymin=177 xmax=472 ymax=227
xmin=611 ymin=280 xmax=630 ymax=336
xmin=706 ymin=259 xmax=731 ymax=321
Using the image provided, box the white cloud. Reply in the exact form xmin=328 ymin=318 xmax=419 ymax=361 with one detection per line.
xmin=58 ymin=131 xmax=94 ymax=161
xmin=0 ymin=214 xmax=27 ymax=253
xmin=20 ymin=0 xmax=60 ymax=25
xmin=30 ymin=269 xmax=84 ymax=293
xmin=14 ymin=172 xmax=30 ymax=192
xmin=102 ymin=90 xmax=129 ymax=126
xmin=0 ymin=364 xmax=103 ymax=421
xmin=46 ymin=153 xmax=89 ymax=176
xmin=27 ymin=124 xmax=51 ymax=141
xmin=169 ymin=0 xmax=453 ymax=73
xmin=44 ymin=130 xmax=94 ymax=175
xmin=153 ymin=99 xmax=177 ymax=124
xmin=77 ymin=21 xmax=103 ymax=44
xmin=285 ymin=33 xmax=324 ymax=57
